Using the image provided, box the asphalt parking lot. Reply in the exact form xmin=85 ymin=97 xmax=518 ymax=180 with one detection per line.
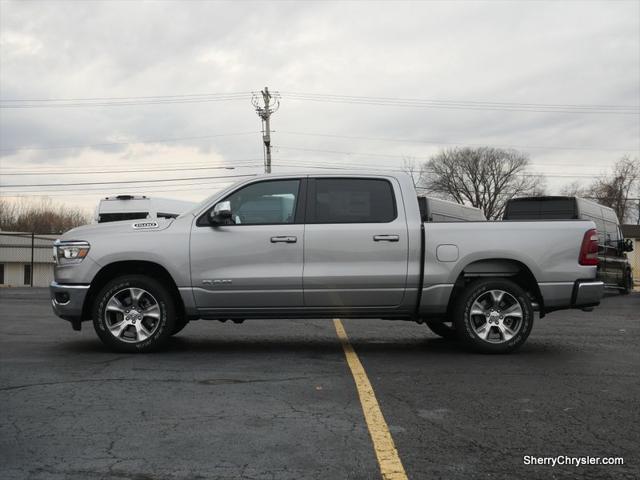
xmin=1 ymin=289 xmax=638 ymax=480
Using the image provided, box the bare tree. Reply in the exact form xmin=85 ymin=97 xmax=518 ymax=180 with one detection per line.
xmin=586 ymin=156 xmax=639 ymax=223
xmin=0 ymin=198 xmax=90 ymax=233
xmin=559 ymin=181 xmax=588 ymax=197
xmin=423 ymin=147 xmax=545 ymax=219
xmin=401 ymin=157 xmax=427 ymax=194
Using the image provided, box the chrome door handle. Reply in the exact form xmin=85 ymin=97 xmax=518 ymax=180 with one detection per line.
xmin=271 ymin=236 xmax=297 ymax=243
xmin=373 ymin=235 xmax=399 ymax=242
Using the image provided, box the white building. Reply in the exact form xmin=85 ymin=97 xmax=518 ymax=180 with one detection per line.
xmin=0 ymin=232 xmax=57 ymax=287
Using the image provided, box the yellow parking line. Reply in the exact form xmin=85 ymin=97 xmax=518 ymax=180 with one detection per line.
xmin=333 ymin=318 xmax=409 ymax=480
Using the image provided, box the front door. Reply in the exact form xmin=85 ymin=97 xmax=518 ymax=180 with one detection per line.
xmin=303 ymin=177 xmax=409 ymax=308
xmin=190 ymin=178 xmax=305 ymax=309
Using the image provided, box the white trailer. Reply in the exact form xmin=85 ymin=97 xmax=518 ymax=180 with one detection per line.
xmin=95 ymin=195 xmax=196 ymax=223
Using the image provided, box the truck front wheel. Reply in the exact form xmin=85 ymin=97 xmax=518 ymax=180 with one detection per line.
xmin=453 ymin=278 xmax=534 ymax=354
xmin=92 ymin=275 xmax=176 ymax=353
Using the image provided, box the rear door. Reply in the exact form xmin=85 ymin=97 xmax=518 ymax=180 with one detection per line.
xmin=303 ymin=176 xmax=409 ymax=307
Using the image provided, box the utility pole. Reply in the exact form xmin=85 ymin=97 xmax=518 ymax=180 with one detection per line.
xmin=252 ymin=87 xmax=280 ymax=173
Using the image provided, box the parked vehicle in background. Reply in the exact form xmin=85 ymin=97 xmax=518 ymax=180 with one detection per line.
xmin=418 ymin=196 xmax=486 ymax=222
xmin=620 ymin=225 xmax=640 ymax=289
xmin=51 ymin=172 xmax=603 ymax=354
xmin=503 ymin=196 xmax=634 ymax=294
xmin=95 ymin=195 xmax=196 ymax=223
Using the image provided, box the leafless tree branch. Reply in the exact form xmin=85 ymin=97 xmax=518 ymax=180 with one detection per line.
xmin=422 ymin=147 xmax=545 ymax=219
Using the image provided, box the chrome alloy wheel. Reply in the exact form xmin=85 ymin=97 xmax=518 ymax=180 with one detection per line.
xmin=469 ymin=289 xmax=524 ymax=344
xmin=104 ymin=288 xmax=161 ymax=343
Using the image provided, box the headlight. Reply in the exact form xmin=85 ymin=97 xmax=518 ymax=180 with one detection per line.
xmin=54 ymin=241 xmax=90 ymax=265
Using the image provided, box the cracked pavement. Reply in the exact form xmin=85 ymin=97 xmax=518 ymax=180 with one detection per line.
xmin=1 ymin=289 xmax=639 ymax=479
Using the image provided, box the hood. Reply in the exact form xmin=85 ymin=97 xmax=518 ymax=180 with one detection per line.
xmin=60 ymin=217 xmax=175 ymax=241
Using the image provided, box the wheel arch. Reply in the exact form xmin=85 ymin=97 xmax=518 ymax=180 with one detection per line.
xmin=447 ymin=258 xmax=544 ymax=317
xmin=82 ymin=260 xmax=185 ymax=321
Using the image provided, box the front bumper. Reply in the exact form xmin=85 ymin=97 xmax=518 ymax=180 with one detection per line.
xmin=572 ymin=280 xmax=604 ymax=308
xmin=50 ymin=281 xmax=90 ymax=328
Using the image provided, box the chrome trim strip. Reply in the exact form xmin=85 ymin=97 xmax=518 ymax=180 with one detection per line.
xmin=180 ymin=286 xmax=419 ymax=293
xmin=189 ymin=287 xmax=405 ymax=293
xmin=53 ymin=240 xmax=90 ymax=247
xmin=577 ymin=281 xmax=604 ymax=287
xmin=50 ymin=281 xmax=90 ymax=289
xmin=422 ymin=283 xmax=455 ymax=292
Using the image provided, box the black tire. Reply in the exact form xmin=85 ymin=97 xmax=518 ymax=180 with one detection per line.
xmin=171 ymin=318 xmax=189 ymax=336
xmin=453 ymin=278 xmax=534 ymax=354
xmin=425 ymin=319 xmax=458 ymax=340
xmin=620 ymin=270 xmax=632 ymax=295
xmin=92 ymin=275 xmax=176 ymax=353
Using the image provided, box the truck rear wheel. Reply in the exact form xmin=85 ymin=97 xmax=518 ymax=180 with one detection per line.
xmin=453 ymin=278 xmax=533 ymax=353
xmin=92 ymin=275 xmax=176 ymax=352
xmin=425 ymin=319 xmax=458 ymax=340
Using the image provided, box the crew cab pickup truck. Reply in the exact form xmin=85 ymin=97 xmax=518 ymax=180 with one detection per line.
xmin=50 ymin=172 xmax=604 ymax=353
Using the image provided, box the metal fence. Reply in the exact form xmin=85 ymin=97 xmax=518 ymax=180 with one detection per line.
xmin=0 ymin=232 xmax=57 ymax=287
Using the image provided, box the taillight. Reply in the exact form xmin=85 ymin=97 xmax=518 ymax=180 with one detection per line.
xmin=579 ymin=228 xmax=599 ymax=266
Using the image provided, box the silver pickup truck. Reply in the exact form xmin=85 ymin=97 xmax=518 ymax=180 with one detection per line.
xmin=50 ymin=172 xmax=604 ymax=353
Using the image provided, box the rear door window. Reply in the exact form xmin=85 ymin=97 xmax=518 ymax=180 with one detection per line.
xmin=309 ymin=178 xmax=397 ymax=223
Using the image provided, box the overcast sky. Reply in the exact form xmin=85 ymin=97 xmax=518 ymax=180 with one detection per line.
xmin=0 ymin=0 xmax=639 ymax=214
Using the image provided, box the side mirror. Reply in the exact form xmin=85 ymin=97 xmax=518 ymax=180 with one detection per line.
xmin=209 ymin=201 xmax=232 ymax=225
xmin=623 ymin=238 xmax=634 ymax=253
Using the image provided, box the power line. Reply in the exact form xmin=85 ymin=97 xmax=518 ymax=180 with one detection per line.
xmin=0 ymin=161 xmax=260 ymax=174
xmin=284 ymin=91 xmax=638 ymax=110
xmin=282 ymin=92 xmax=640 ymax=115
xmin=5 ymin=89 xmax=637 ymax=115
xmin=0 ymin=162 xmax=610 ymax=195
xmin=0 ymin=92 xmax=252 ymax=109
xmin=276 ymin=145 xmax=424 ymax=160
xmin=0 ymin=131 xmax=260 ymax=153
xmin=0 ymin=179 xmax=243 ymax=196
xmin=0 ymin=173 xmax=256 ymax=189
xmin=271 ymin=159 xmax=603 ymax=178
xmin=0 ymin=97 xmax=249 ymax=109
xmin=3 ymin=129 xmax=634 ymax=155
xmin=0 ymin=163 xmax=262 ymax=176
xmin=5 ymin=90 xmax=635 ymax=111
xmin=275 ymin=145 xmax=616 ymax=171
xmin=0 ymin=91 xmax=252 ymax=102
xmin=278 ymin=131 xmax=638 ymax=152
xmin=0 ymin=158 xmax=261 ymax=173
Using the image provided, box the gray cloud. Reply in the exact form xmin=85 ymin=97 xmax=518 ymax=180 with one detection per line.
xmin=0 ymin=0 xmax=638 ymax=209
